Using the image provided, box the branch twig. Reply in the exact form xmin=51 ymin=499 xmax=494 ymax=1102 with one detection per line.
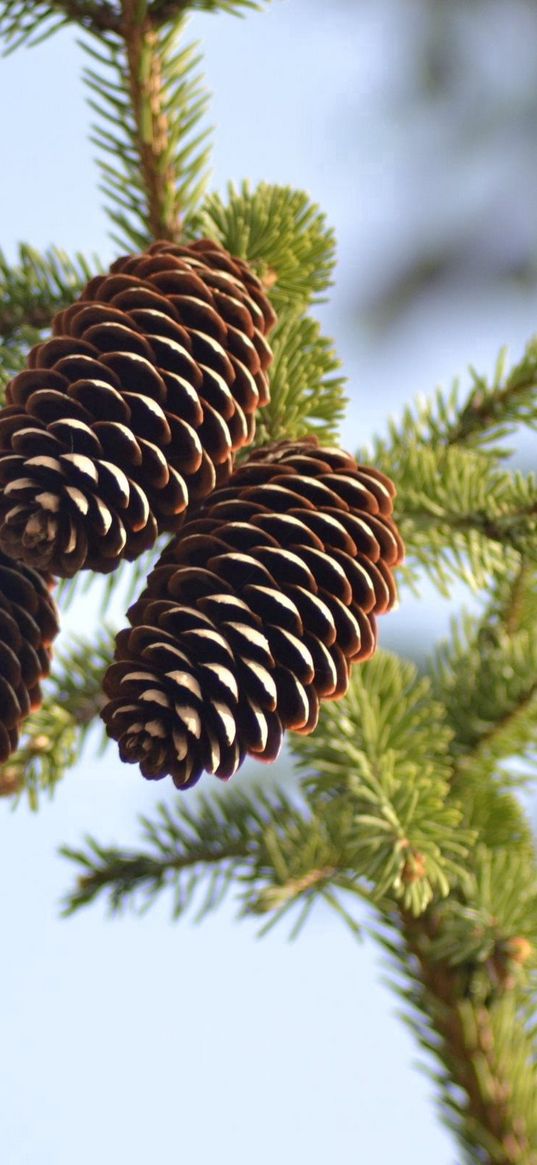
xmin=122 ymin=0 xmax=181 ymax=240
xmin=446 ymin=369 xmax=537 ymax=447
xmin=54 ymin=1 xmax=122 ymax=33
xmin=403 ymin=910 xmax=537 ymax=1165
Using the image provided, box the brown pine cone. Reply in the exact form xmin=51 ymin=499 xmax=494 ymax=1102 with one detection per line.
xmin=0 ymin=552 xmax=59 ymax=764
xmin=101 ymin=437 xmax=404 ymax=789
xmin=0 ymin=239 xmax=276 ymax=576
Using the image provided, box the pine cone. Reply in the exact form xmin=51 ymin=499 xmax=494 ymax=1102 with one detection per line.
xmin=102 ymin=437 xmax=404 ymax=789
xmin=0 ymin=240 xmax=276 ymax=577
xmin=0 ymin=552 xmax=59 ymax=764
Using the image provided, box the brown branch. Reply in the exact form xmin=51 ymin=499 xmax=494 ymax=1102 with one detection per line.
xmin=404 ymin=505 xmax=537 ymax=545
xmin=122 ymin=0 xmax=181 ymax=241
xmin=449 ymin=674 xmax=537 ymax=791
xmin=390 ymin=555 xmax=537 ymax=1162
xmin=502 ymin=562 xmax=533 ymax=637
xmin=465 ymin=684 xmax=537 ymax=763
xmin=251 ymin=864 xmax=339 ymax=912
xmin=63 ymin=839 xmax=250 ymax=914
xmin=402 ymin=911 xmax=537 ymax=1165
xmin=148 ymin=0 xmax=190 ymax=20
xmin=445 ymin=369 xmax=537 ymax=447
xmin=0 ymin=304 xmax=56 ymax=342
xmin=52 ymin=1 xmax=122 ymax=33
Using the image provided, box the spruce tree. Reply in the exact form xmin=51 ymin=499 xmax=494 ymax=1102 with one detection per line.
xmin=1 ymin=3 xmax=536 ymax=1162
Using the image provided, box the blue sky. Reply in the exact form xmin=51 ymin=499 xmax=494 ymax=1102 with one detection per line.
xmin=1 ymin=2 xmax=536 ymax=1162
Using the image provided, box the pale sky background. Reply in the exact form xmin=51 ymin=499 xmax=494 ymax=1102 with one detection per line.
xmin=1 ymin=2 xmax=537 ymax=1163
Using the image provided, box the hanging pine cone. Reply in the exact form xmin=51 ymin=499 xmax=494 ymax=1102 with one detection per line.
xmin=0 ymin=552 xmax=59 ymax=764
xmin=0 ymin=239 xmax=276 ymax=577
xmin=101 ymin=437 xmax=404 ymax=789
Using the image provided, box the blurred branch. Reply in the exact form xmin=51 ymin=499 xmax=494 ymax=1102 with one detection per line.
xmin=148 ymin=0 xmax=270 ymax=15
xmin=61 ymin=786 xmax=351 ymax=923
xmin=432 ymin=608 xmax=537 ymax=784
xmin=57 ymin=1 xmax=121 ymax=31
xmin=63 ymin=834 xmax=248 ymax=915
xmin=400 ymin=909 xmax=537 ymax=1165
xmin=0 ymin=245 xmax=96 ymax=342
xmin=0 ymin=1 xmax=118 ymax=49
xmin=1 ymin=628 xmax=113 ymax=806
xmin=445 ymin=345 xmax=537 ymax=449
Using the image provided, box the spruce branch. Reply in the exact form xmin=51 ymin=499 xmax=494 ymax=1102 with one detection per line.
xmin=432 ymin=611 xmax=537 ymax=782
xmin=253 ymin=312 xmax=347 ymax=447
xmin=362 ymin=436 xmax=537 ymax=595
xmin=491 ymin=562 xmax=537 ymax=639
xmin=358 ymin=342 xmax=537 ymax=595
xmin=366 ymin=557 xmax=537 ymax=1164
xmin=189 ymin=182 xmax=336 ymax=313
xmin=0 ymin=0 xmax=270 ymax=50
xmin=444 ymin=343 xmax=537 ymax=450
xmin=0 ymin=1 xmax=124 ymax=49
xmin=371 ymin=344 xmax=537 ymax=461
xmin=0 ymin=1 xmax=68 ymax=49
xmin=398 ymin=910 xmax=537 ymax=1165
xmin=122 ymin=11 xmax=182 ymax=241
xmin=367 ymin=824 xmax=537 ymax=1159
xmin=83 ymin=8 xmax=211 ymax=248
xmin=496 ymin=561 xmax=535 ymax=637
xmin=0 ymin=244 xmax=96 ymax=341
xmin=61 ymin=785 xmax=363 ymax=929
xmin=149 ymin=0 xmax=270 ymax=16
xmin=421 ymin=847 xmax=537 ymax=979
xmin=1 ymin=628 xmax=113 ymax=805
xmin=62 ymin=823 xmax=249 ymax=916
xmin=0 ymin=246 xmax=99 ymax=401
xmin=0 ymin=331 xmax=40 ymax=398
xmin=292 ymin=622 xmax=537 ymax=1159
xmin=121 ymin=2 xmax=206 ymax=240
xmin=293 ymin=651 xmax=470 ymax=913
xmin=55 ymin=1 xmax=120 ymax=32
xmin=461 ymin=783 xmax=535 ymax=857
